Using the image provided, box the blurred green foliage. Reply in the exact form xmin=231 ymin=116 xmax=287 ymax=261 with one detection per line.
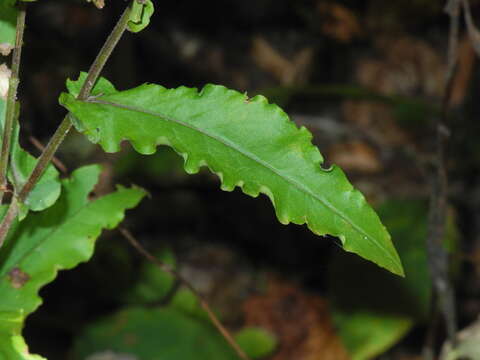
xmin=328 ymin=199 xmax=459 ymax=360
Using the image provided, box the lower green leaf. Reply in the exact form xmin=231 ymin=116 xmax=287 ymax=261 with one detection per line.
xmin=73 ymin=306 xmax=238 ymax=360
xmin=0 ymin=165 xmax=146 ymax=358
xmin=73 ymin=306 xmax=273 ymax=360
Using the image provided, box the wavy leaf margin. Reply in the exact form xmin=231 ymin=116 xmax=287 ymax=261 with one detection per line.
xmin=60 ymin=75 xmax=404 ymax=276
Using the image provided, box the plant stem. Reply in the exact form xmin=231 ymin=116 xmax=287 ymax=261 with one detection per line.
xmin=0 ymin=3 xmax=133 ymax=247
xmin=19 ymin=4 xmax=132 ymax=201
xmin=0 ymin=3 xmax=26 ymax=204
xmin=77 ymin=4 xmax=133 ymax=101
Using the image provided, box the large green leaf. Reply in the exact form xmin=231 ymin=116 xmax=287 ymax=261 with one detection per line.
xmin=60 ymin=74 xmax=403 ymax=275
xmin=0 ymin=98 xmax=61 ymax=214
xmin=0 ymin=165 xmax=146 ymax=359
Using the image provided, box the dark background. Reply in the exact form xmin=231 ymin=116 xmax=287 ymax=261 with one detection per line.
xmin=10 ymin=0 xmax=480 ymax=358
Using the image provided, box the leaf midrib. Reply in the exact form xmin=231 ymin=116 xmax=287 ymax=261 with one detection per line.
xmin=83 ymin=97 xmax=397 ymax=269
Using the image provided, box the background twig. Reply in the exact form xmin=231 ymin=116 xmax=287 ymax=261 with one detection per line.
xmin=120 ymin=227 xmax=252 ymax=360
xmin=424 ymin=0 xmax=462 ymax=356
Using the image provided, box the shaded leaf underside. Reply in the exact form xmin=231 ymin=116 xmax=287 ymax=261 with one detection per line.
xmin=61 ymin=77 xmax=403 ymax=275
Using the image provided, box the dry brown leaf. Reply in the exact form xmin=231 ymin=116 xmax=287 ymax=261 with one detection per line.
xmin=0 ymin=43 xmax=14 ymax=57
xmin=292 ymin=47 xmax=314 ymax=84
xmin=0 ymin=63 xmax=11 ymax=99
xmin=243 ymin=277 xmax=350 ymax=360
xmin=327 ymin=141 xmax=382 ymax=173
xmin=343 ymin=36 xmax=446 ymax=146
xmin=317 ymin=2 xmax=362 ymax=43
xmin=342 ymin=100 xmax=408 ymax=146
xmin=251 ymin=36 xmax=313 ymax=85
xmin=375 ymin=36 xmax=445 ymax=98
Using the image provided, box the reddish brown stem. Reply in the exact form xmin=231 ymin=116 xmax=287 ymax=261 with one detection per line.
xmin=120 ymin=228 xmax=252 ymax=360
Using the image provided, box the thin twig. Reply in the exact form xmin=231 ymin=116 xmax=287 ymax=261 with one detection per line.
xmin=424 ymin=1 xmax=461 ymax=356
xmin=0 ymin=3 xmax=26 ymax=204
xmin=0 ymin=3 xmax=133 ymax=248
xmin=119 ymin=227 xmax=252 ymax=360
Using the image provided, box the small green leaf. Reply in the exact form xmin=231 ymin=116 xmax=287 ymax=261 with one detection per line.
xmin=170 ymin=288 xmax=208 ymax=318
xmin=235 ymin=328 xmax=277 ymax=359
xmin=66 ymin=72 xmax=117 ymax=98
xmin=60 ymin=76 xmax=403 ymax=276
xmin=125 ymin=248 xmax=176 ymax=304
xmin=1 ymin=99 xmax=61 ymax=214
xmin=0 ymin=165 xmax=146 ymax=358
xmin=8 ymin=125 xmax=61 ymax=213
xmin=127 ymin=0 xmax=154 ymax=33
